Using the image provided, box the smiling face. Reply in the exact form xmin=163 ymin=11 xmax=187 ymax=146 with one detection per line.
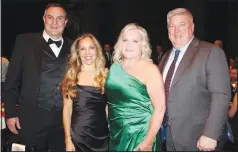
xmin=121 ymin=28 xmax=142 ymax=60
xmin=168 ymin=14 xmax=194 ymax=49
xmin=78 ymin=37 xmax=98 ymax=66
xmin=43 ymin=6 xmax=68 ymax=39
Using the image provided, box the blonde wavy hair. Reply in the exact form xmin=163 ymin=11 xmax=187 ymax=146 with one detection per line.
xmin=61 ymin=33 xmax=106 ymax=99
xmin=113 ymin=23 xmax=152 ymax=63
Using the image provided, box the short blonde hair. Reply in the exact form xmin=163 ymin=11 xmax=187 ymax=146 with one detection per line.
xmin=167 ymin=8 xmax=193 ymax=25
xmin=113 ymin=23 xmax=152 ymax=63
xmin=61 ymin=33 xmax=106 ymax=98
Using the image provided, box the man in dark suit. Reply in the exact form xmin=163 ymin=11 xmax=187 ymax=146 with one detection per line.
xmin=155 ymin=44 xmax=164 ymax=65
xmin=3 ymin=3 xmax=73 ymax=151
xmin=103 ymin=43 xmax=113 ymax=68
xmin=159 ymin=8 xmax=230 ymax=151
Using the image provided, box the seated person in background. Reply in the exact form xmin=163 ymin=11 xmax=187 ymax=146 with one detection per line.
xmin=1 ymin=56 xmax=9 ymax=94
xmin=228 ymin=92 xmax=238 ymax=151
xmin=227 ymin=65 xmax=237 ymax=151
xmin=230 ymin=65 xmax=237 ymax=101
xmin=229 ymin=58 xmax=236 ymax=69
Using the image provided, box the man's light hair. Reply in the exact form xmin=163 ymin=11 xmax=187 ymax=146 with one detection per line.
xmin=167 ymin=8 xmax=193 ymax=24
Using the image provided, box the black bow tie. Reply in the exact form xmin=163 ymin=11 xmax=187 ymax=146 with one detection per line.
xmin=47 ymin=38 xmax=62 ymax=48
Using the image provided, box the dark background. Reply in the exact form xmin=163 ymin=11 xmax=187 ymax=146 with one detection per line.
xmin=2 ymin=0 xmax=238 ymax=60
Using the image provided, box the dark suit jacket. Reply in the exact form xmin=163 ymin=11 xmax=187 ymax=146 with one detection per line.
xmin=103 ymin=50 xmax=112 ymax=69
xmin=3 ymin=32 xmax=72 ymax=143
xmin=159 ymin=38 xmax=231 ymax=151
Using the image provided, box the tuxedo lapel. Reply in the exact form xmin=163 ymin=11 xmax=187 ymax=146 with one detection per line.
xmin=170 ymin=38 xmax=199 ymax=89
xmin=34 ymin=33 xmax=47 ymax=76
xmin=34 ymin=35 xmax=71 ymax=74
xmin=58 ymin=38 xmax=71 ymax=58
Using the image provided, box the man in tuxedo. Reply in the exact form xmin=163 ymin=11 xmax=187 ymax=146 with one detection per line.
xmin=159 ymin=8 xmax=230 ymax=151
xmin=103 ymin=44 xmax=112 ymax=68
xmin=3 ymin=3 xmax=73 ymax=151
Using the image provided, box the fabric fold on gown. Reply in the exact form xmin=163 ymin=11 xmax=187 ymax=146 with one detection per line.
xmin=71 ymin=84 xmax=109 ymax=151
xmin=105 ymin=63 xmax=161 ymax=151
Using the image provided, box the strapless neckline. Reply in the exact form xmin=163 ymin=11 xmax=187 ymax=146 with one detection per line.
xmin=71 ymin=83 xmax=109 ymax=151
xmin=76 ymin=84 xmax=99 ymax=88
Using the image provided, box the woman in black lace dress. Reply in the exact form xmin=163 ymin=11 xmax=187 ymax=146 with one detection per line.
xmin=61 ymin=33 xmax=109 ymax=151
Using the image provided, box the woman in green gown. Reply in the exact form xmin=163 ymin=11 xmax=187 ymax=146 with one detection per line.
xmin=105 ymin=23 xmax=166 ymax=151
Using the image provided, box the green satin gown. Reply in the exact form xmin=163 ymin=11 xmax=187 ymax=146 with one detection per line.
xmin=105 ymin=63 xmax=161 ymax=151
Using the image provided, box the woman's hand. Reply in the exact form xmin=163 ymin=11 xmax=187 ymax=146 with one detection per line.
xmin=65 ymin=138 xmax=76 ymax=151
xmin=134 ymin=140 xmax=153 ymax=151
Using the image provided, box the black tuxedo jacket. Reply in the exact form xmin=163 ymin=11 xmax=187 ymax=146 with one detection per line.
xmin=3 ymin=32 xmax=72 ymax=123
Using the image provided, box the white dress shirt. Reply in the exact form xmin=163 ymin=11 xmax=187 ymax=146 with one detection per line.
xmin=43 ymin=30 xmax=63 ymax=57
xmin=163 ymin=36 xmax=194 ymax=89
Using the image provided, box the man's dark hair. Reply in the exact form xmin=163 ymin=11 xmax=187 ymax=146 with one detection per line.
xmin=44 ymin=3 xmax=67 ymax=18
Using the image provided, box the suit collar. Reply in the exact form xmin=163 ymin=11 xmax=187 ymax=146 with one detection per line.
xmin=58 ymin=38 xmax=70 ymax=57
xmin=34 ymin=33 xmax=48 ymax=76
xmin=170 ymin=37 xmax=200 ymax=89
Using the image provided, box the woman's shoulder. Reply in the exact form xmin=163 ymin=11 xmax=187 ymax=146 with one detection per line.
xmin=140 ymin=60 xmax=159 ymax=71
